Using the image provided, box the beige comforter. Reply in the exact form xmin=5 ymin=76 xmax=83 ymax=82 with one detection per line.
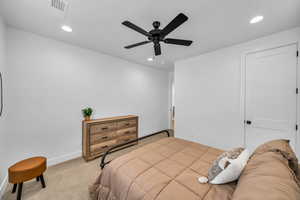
xmin=89 ymin=137 xmax=236 ymax=200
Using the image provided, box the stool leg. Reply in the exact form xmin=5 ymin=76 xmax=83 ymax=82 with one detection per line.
xmin=12 ymin=184 xmax=17 ymax=193
xmin=17 ymin=183 xmax=23 ymax=200
xmin=40 ymin=174 xmax=46 ymax=188
xmin=36 ymin=176 xmax=39 ymax=182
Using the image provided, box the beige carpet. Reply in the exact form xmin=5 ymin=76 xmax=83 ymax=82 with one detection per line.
xmin=3 ymin=132 xmax=171 ymax=200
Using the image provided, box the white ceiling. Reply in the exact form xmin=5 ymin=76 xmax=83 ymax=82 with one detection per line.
xmin=0 ymin=0 xmax=300 ymax=70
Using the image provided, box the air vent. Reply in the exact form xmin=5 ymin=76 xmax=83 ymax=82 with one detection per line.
xmin=50 ymin=0 xmax=68 ymax=12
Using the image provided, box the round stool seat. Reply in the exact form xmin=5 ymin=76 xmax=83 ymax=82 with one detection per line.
xmin=9 ymin=157 xmax=47 ymax=184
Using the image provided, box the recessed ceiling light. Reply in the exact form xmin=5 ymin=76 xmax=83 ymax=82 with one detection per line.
xmin=250 ymin=16 xmax=264 ymax=24
xmin=147 ymin=57 xmax=153 ymax=62
xmin=61 ymin=25 xmax=72 ymax=32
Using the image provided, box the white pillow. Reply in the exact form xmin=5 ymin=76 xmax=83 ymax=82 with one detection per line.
xmin=210 ymin=149 xmax=249 ymax=184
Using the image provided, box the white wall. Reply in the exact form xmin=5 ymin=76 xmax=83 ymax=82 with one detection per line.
xmin=0 ymin=16 xmax=7 ymax=196
xmin=175 ymin=27 xmax=300 ymax=157
xmin=3 ymin=27 xmax=170 ymax=172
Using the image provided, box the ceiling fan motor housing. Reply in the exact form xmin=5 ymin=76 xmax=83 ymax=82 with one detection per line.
xmin=150 ymin=21 xmax=163 ymax=42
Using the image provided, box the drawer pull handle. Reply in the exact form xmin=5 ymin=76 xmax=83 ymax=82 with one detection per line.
xmin=102 ymin=145 xmax=108 ymax=149
xmin=125 ymin=123 xmax=130 ymax=126
xmin=125 ymin=131 xmax=130 ymax=134
xmin=102 ymin=136 xmax=108 ymax=139
xmin=102 ymin=127 xmax=108 ymax=130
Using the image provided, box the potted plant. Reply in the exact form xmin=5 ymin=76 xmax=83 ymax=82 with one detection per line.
xmin=82 ymin=107 xmax=93 ymax=121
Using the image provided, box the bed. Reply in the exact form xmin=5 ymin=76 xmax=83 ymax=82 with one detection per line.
xmin=89 ymin=136 xmax=300 ymax=200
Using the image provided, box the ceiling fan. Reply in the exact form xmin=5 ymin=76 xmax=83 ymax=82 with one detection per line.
xmin=122 ymin=13 xmax=193 ymax=56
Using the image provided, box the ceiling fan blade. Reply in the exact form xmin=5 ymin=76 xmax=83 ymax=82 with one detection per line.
xmin=154 ymin=43 xmax=161 ymax=56
xmin=160 ymin=13 xmax=188 ymax=37
xmin=124 ymin=41 xmax=151 ymax=49
xmin=122 ymin=21 xmax=151 ymax=37
xmin=164 ymin=38 xmax=193 ymax=46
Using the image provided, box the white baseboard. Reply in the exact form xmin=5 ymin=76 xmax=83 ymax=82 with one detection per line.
xmin=47 ymin=151 xmax=82 ymax=166
xmin=0 ymin=174 xmax=8 ymax=199
xmin=0 ymin=150 xmax=82 ymax=199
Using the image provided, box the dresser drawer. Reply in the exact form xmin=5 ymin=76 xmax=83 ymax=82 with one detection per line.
xmin=115 ymin=127 xmax=136 ymax=137
xmin=90 ymin=131 xmax=115 ymax=145
xmin=117 ymin=119 xmax=136 ymax=129
xmin=90 ymin=139 xmax=116 ymax=153
xmin=117 ymin=135 xmax=137 ymax=144
xmin=90 ymin=122 xmax=116 ymax=134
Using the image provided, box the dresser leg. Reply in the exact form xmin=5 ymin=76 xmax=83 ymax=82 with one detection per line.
xmin=40 ymin=174 xmax=46 ymax=188
xmin=36 ymin=176 xmax=39 ymax=182
xmin=17 ymin=183 xmax=23 ymax=200
xmin=12 ymin=184 xmax=17 ymax=193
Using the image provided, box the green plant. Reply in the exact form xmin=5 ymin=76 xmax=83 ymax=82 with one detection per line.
xmin=82 ymin=107 xmax=93 ymax=117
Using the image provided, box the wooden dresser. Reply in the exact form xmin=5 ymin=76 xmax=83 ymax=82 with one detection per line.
xmin=82 ymin=115 xmax=138 ymax=161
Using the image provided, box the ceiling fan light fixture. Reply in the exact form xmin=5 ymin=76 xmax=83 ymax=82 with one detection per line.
xmin=250 ymin=16 xmax=264 ymax=24
xmin=61 ymin=25 xmax=72 ymax=32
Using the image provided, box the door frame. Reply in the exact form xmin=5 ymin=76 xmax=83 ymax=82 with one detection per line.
xmin=240 ymin=42 xmax=299 ymax=153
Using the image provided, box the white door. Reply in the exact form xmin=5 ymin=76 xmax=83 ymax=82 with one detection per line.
xmin=244 ymin=44 xmax=298 ymax=153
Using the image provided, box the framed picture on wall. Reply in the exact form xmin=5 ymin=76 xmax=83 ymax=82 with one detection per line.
xmin=0 ymin=72 xmax=3 ymax=117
